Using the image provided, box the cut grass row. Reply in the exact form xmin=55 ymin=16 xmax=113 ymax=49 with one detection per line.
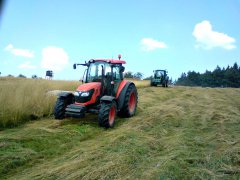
xmin=0 ymin=77 xmax=149 ymax=128
xmin=0 ymin=86 xmax=239 ymax=179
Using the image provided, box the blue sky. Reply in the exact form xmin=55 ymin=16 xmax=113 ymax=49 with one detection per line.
xmin=0 ymin=0 xmax=239 ymax=80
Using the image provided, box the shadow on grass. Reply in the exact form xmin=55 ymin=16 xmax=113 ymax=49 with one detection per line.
xmin=60 ymin=114 xmax=99 ymax=127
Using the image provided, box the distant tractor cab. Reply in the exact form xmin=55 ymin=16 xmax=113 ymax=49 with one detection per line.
xmin=54 ymin=55 xmax=138 ymax=128
xmin=150 ymin=69 xmax=169 ymax=87
xmin=45 ymin=70 xmax=53 ymax=80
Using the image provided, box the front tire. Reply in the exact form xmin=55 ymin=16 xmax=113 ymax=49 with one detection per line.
xmin=54 ymin=96 xmax=73 ymax=120
xmin=98 ymin=101 xmax=117 ymax=128
xmin=118 ymin=84 xmax=138 ymax=117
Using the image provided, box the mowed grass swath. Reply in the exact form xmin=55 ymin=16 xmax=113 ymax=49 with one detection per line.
xmin=0 ymin=77 xmax=149 ymax=128
xmin=0 ymin=85 xmax=239 ymax=179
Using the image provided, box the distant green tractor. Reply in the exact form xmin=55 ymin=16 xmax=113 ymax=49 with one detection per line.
xmin=150 ymin=70 xmax=169 ymax=87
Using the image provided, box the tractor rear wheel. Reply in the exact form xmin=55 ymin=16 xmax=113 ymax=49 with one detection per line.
xmin=54 ymin=96 xmax=73 ymax=119
xmin=150 ymin=81 xmax=154 ymax=86
xmin=118 ymin=84 xmax=138 ymax=117
xmin=162 ymin=81 xmax=168 ymax=87
xmin=98 ymin=101 xmax=117 ymax=128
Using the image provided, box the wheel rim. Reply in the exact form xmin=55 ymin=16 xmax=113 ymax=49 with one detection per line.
xmin=109 ymin=105 xmax=116 ymax=126
xmin=129 ymin=91 xmax=136 ymax=113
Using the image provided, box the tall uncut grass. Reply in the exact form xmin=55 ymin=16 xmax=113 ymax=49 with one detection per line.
xmin=0 ymin=77 xmax=80 ymax=128
xmin=0 ymin=77 xmax=149 ymax=128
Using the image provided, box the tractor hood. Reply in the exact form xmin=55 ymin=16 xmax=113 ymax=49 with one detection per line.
xmin=76 ymin=82 xmax=101 ymax=92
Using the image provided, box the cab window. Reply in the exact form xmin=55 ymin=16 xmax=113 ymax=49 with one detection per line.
xmin=112 ymin=65 xmax=121 ymax=80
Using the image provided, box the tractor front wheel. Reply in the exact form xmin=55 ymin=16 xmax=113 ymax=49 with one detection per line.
xmin=98 ymin=101 xmax=117 ymax=128
xmin=54 ymin=96 xmax=73 ymax=119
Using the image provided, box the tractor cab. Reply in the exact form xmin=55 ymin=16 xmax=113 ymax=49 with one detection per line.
xmin=75 ymin=59 xmax=126 ymax=97
xmin=54 ymin=56 xmax=138 ymax=128
xmin=154 ymin=70 xmax=165 ymax=79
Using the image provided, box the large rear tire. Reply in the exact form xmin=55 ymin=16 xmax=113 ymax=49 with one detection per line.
xmin=162 ymin=81 xmax=168 ymax=87
xmin=118 ymin=84 xmax=138 ymax=117
xmin=150 ymin=80 xmax=154 ymax=86
xmin=98 ymin=101 xmax=117 ymax=128
xmin=54 ymin=96 xmax=73 ymax=120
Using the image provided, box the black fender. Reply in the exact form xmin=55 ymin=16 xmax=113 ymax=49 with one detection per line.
xmin=117 ymin=82 xmax=134 ymax=111
xmin=100 ymin=95 xmax=115 ymax=102
xmin=58 ymin=91 xmax=74 ymax=99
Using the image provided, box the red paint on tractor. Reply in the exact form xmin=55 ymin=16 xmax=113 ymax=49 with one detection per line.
xmin=129 ymin=91 xmax=136 ymax=113
xmin=93 ymin=59 xmax=126 ymax=64
xmin=77 ymin=82 xmax=101 ymax=91
xmin=75 ymin=82 xmax=101 ymax=106
xmin=116 ymin=79 xmax=128 ymax=99
xmin=109 ymin=105 xmax=116 ymax=126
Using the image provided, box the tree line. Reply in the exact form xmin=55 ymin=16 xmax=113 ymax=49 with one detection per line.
xmin=176 ymin=62 xmax=240 ymax=88
xmin=124 ymin=71 xmax=144 ymax=80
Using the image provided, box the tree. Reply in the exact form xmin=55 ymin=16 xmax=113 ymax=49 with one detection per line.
xmin=143 ymin=76 xmax=152 ymax=80
xmin=175 ymin=62 xmax=240 ymax=88
xmin=176 ymin=73 xmax=187 ymax=85
xmin=133 ymin=72 xmax=144 ymax=80
xmin=32 ymin=75 xmax=38 ymax=79
xmin=212 ymin=66 xmax=223 ymax=87
xmin=124 ymin=71 xmax=134 ymax=78
xmin=18 ymin=74 xmax=26 ymax=78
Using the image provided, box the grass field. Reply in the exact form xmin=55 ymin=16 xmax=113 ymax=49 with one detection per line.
xmin=0 ymin=78 xmax=239 ymax=179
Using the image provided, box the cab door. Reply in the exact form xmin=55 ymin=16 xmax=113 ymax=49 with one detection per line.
xmin=112 ymin=65 xmax=122 ymax=96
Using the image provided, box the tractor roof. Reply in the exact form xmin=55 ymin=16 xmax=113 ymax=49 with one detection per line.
xmin=89 ymin=59 xmax=126 ymax=64
xmin=154 ymin=69 xmax=166 ymax=72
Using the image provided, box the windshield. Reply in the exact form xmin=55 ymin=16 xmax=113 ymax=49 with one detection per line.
xmin=155 ymin=71 xmax=164 ymax=77
xmin=87 ymin=62 xmax=111 ymax=82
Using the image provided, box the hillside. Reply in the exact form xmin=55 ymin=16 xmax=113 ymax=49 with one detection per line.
xmin=0 ymin=86 xmax=240 ymax=179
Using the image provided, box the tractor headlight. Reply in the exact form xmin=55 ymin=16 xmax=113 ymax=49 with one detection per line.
xmin=81 ymin=91 xmax=90 ymax=97
xmin=74 ymin=91 xmax=80 ymax=96
xmin=74 ymin=89 xmax=94 ymax=103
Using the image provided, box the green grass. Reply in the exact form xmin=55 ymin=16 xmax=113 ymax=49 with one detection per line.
xmin=0 ymin=85 xmax=239 ymax=179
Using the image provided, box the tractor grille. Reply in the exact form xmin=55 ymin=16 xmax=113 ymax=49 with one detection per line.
xmin=75 ymin=89 xmax=94 ymax=103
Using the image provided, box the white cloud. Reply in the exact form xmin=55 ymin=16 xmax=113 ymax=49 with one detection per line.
xmin=5 ymin=44 xmax=13 ymax=51
xmin=4 ymin=44 xmax=35 ymax=58
xmin=18 ymin=61 xmax=37 ymax=69
xmin=41 ymin=46 xmax=69 ymax=71
xmin=141 ymin=38 xmax=167 ymax=51
xmin=193 ymin=20 xmax=236 ymax=50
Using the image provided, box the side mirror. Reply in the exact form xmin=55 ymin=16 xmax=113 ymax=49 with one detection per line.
xmin=120 ymin=66 xmax=125 ymax=72
xmin=73 ymin=64 xmax=76 ymax=69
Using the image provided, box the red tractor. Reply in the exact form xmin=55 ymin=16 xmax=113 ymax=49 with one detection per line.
xmin=54 ymin=56 xmax=138 ymax=128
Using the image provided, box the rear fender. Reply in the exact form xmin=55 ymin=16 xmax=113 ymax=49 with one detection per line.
xmin=100 ymin=96 xmax=115 ymax=102
xmin=117 ymin=82 xmax=134 ymax=110
xmin=58 ymin=92 xmax=74 ymax=99
xmin=116 ymin=80 xmax=128 ymax=99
